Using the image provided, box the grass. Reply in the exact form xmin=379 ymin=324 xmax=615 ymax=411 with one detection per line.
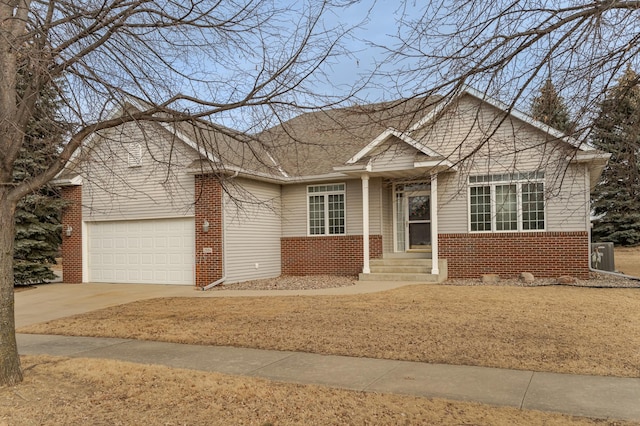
xmin=19 ymin=284 xmax=640 ymax=378
xmin=1 ymin=355 xmax=632 ymax=426
xmin=615 ymin=247 xmax=640 ymax=277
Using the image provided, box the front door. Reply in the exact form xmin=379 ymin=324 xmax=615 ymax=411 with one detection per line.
xmin=407 ymin=193 xmax=431 ymax=248
xmin=394 ymin=183 xmax=431 ymax=252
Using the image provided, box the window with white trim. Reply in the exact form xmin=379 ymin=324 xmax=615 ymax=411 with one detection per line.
xmin=308 ymin=183 xmax=345 ymax=235
xmin=128 ymin=142 xmax=143 ymax=167
xmin=469 ymin=171 xmax=545 ymax=232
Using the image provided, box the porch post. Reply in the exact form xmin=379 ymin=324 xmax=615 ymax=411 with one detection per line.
xmin=430 ymin=172 xmax=439 ymax=275
xmin=361 ymin=174 xmax=370 ymax=274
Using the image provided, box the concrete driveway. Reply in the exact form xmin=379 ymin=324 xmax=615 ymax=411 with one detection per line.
xmin=14 ymin=280 xmax=408 ymax=328
xmin=14 ymin=283 xmax=201 ymax=328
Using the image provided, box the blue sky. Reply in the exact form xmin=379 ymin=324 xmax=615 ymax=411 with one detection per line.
xmin=315 ymin=1 xmax=419 ymax=101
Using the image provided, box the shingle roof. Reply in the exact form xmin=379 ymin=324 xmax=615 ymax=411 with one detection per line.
xmin=173 ymin=119 xmax=285 ymax=178
xmin=257 ymin=97 xmax=441 ymax=177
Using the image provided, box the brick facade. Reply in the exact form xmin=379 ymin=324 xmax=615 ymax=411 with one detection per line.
xmin=60 ymin=186 xmax=83 ymax=283
xmin=439 ymin=232 xmax=590 ymax=279
xmin=194 ymin=175 xmax=224 ymax=287
xmin=281 ymin=235 xmax=383 ymax=276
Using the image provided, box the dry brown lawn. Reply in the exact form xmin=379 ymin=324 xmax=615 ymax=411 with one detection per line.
xmin=0 ymin=355 xmax=631 ymax=426
xmin=615 ymin=246 xmax=640 ymax=277
xmin=20 ymin=284 xmax=640 ymax=378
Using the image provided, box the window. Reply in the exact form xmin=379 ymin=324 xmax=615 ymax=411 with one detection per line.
xmin=128 ymin=142 xmax=143 ymax=167
xmin=308 ymin=184 xmax=345 ymax=235
xmin=469 ymin=186 xmax=491 ymax=231
xmin=469 ymin=171 xmax=545 ymax=232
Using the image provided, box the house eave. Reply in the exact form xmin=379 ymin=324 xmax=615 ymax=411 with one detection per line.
xmin=284 ymin=172 xmax=352 ymax=183
xmin=333 ymin=162 xmax=455 ymax=179
xmin=567 ymin=151 xmax=611 ymax=190
xmin=52 ymin=175 xmax=83 ymax=186
xmin=185 ymin=163 xmax=287 ymax=184
xmin=568 ymin=152 xmax=612 ymax=163
xmin=413 ymin=159 xmax=457 ymax=171
xmin=186 ymin=165 xmax=355 ymax=185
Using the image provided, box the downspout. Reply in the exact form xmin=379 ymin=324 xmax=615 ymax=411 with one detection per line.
xmin=202 ymin=171 xmax=238 ymax=290
xmin=585 ymin=164 xmax=639 ymax=281
xmin=202 ymin=204 xmax=226 ymax=289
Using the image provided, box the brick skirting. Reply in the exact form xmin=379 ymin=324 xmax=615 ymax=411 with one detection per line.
xmin=439 ymin=232 xmax=589 ymax=279
xmin=281 ymin=235 xmax=383 ymax=276
xmin=60 ymin=186 xmax=83 ymax=283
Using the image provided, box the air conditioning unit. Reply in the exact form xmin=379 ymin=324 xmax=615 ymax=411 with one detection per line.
xmin=591 ymin=242 xmax=615 ymax=272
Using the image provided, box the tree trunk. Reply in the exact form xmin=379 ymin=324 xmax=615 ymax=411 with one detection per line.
xmin=0 ymin=191 xmax=22 ymax=386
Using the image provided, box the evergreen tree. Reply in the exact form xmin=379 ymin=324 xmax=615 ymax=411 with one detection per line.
xmin=13 ymin=70 xmax=66 ymax=285
xmin=531 ymin=79 xmax=575 ymax=134
xmin=591 ymin=66 xmax=640 ymax=246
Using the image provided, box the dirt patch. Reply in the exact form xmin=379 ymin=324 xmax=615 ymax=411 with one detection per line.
xmin=615 ymin=246 xmax=640 ymax=277
xmin=0 ymin=355 xmax=629 ymax=426
xmin=20 ymin=284 xmax=640 ymax=378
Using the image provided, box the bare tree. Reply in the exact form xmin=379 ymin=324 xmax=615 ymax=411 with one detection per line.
xmin=0 ymin=0 xmax=359 ymax=386
xmin=384 ymin=1 xmax=640 ymax=133
xmin=352 ymin=1 xmax=640 ymax=231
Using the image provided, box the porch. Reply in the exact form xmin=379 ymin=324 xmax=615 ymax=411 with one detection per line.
xmin=353 ymin=174 xmax=449 ymax=283
xmin=333 ymin=133 xmax=457 ymax=284
xmin=359 ymin=251 xmax=448 ymax=283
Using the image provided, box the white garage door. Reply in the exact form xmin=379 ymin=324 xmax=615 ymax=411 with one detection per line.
xmin=88 ymin=218 xmax=195 ymax=285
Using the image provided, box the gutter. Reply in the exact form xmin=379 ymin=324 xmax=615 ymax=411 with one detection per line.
xmin=202 ymin=275 xmax=226 ymax=290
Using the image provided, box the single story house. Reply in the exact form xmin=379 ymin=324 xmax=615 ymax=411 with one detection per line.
xmin=57 ymin=87 xmax=610 ymax=287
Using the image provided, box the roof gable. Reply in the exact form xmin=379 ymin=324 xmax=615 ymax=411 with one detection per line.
xmin=411 ymin=86 xmax=593 ymax=151
xmin=347 ymin=86 xmax=596 ymax=172
xmin=346 ymin=128 xmax=447 ymax=165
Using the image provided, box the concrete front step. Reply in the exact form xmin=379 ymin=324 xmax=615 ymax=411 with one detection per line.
xmin=358 ymin=272 xmax=440 ymax=282
xmin=361 ymin=258 xmax=448 ymax=283
xmin=383 ymin=252 xmax=432 ymax=259
xmin=370 ymin=265 xmax=430 ymax=274
xmin=370 ymin=258 xmax=433 ymax=267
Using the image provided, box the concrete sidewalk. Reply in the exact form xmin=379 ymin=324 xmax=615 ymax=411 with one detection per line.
xmin=17 ymin=333 xmax=640 ymax=422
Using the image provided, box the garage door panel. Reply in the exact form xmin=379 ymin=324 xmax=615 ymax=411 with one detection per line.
xmin=88 ymin=218 xmax=194 ymax=285
xmin=115 ymin=254 xmax=127 ymax=268
xmin=115 ymin=238 xmax=127 ymax=249
xmin=155 ymin=237 xmax=167 ymax=248
xmin=102 ymin=253 xmax=114 ymax=266
xmin=141 ymin=237 xmax=153 ymax=248
xmin=168 ymin=236 xmax=182 ymax=248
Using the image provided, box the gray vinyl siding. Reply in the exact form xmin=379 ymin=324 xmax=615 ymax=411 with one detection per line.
xmin=81 ymin=121 xmax=199 ymax=221
xmin=281 ymin=178 xmax=383 ymax=237
xmin=370 ymin=178 xmax=384 ymax=236
xmin=346 ymin=179 xmax=384 ymax=235
xmin=369 ymin=138 xmax=418 ymax=171
xmin=224 ymin=178 xmax=282 ymax=283
xmin=381 ymin=183 xmax=394 ymax=253
xmin=437 ymin=172 xmax=468 ymax=234
xmin=410 ymin=95 xmax=590 ymax=234
xmin=281 ymin=184 xmax=307 ymax=237
xmin=545 ymin=163 xmax=589 ymax=231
